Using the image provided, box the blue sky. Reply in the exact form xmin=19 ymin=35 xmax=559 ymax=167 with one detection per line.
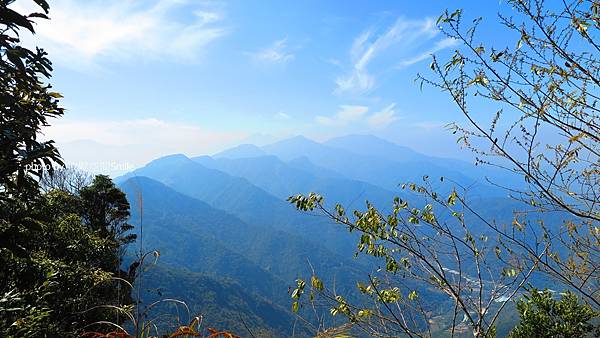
xmin=15 ymin=0 xmax=511 ymax=171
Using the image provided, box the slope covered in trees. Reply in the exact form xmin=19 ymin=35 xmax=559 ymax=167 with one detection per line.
xmin=117 ymin=176 xmax=370 ymax=335
xmin=113 ymin=134 xmax=571 ymax=335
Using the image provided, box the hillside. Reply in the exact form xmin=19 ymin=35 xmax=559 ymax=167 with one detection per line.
xmin=138 ymin=264 xmax=297 ymax=337
xmin=118 ymin=176 xmax=371 ymax=334
xmin=115 ymin=135 xmax=566 ymax=336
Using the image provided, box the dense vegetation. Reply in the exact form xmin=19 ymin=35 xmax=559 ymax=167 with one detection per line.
xmin=0 ymin=1 xmax=135 ymax=336
xmin=0 ymin=174 xmax=135 ymax=336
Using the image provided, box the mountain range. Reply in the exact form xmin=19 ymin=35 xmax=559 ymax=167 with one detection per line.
xmin=115 ymin=134 xmax=527 ymax=336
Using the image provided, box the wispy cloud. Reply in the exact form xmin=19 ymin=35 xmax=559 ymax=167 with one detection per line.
xmin=13 ymin=0 xmax=228 ymax=68
xmin=335 ymin=17 xmax=455 ymax=94
xmin=412 ymin=121 xmax=448 ymax=131
xmin=367 ymin=103 xmax=400 ymax=128
xmin=316 ymin=105 xmax=369 ymax=126
xmin=316 ymin=104 xmax=400 ymax=128
xmin=275 ymin=111 xmax=291 ymax=120
xmin=248 ymin=38 xmax=295 ymax=64
xmin=397 ymin=37 xmax=459 ymax=67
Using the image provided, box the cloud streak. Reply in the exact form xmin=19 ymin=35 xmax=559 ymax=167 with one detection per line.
xmin=247 ymin=38 xmax=295 ymax=64
xmin=315 ymin=105 xmax=369 ymax=126
xmin=14 ymin=0 xmax=228 ymax=68
xmin=316 ymin=104 xmax=400 ymax=129
xmin=397 ymin=37 xmax=458 ymax=67
xmin=367 ymin=103 xmax=400 ymax=128
xmin=335 ymin=17 xmax=455 ymax=94
xmin=275 ymin=112 xmax=291 ymax=120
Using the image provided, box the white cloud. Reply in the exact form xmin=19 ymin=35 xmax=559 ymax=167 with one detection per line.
xmin=275 ymin=111 xmax=291 ymax=120
xmin=316 ymin=105 xmax=369 ymax=126
xmin=413 ymin=121 xmax=448 ymax=131
xmin=334 ymin=69 xmax=375 ymax=96
xmin=43 ymin=118 xmax=245 ymax=167
xmin=367 ymin=103 xmax=400 ymax=128
xmin=248 ymin=38 xmax=294 ymax=64
xmin=326 ymin=58 xmax=343 ymax=68
xmin=315 ymin=104 xmax=400 ymax=129
xmin=12 ymin=0 xmax=228 ymax=68
xmin=335 ymin=17 xmax=455 ymax=94
xmin=315 ymin=103 xmax=400 ymax=129
xmin=397 ymin=37 xmax=459 ymax=67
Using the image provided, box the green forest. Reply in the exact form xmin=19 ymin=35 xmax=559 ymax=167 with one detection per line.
xmin=1 ymin=0 xmax=599 ymax=337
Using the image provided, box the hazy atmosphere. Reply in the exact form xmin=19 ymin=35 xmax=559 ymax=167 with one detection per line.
xmin=2 ymin=0 xmax=598 ymax=337
xmin=18 ymin=0 xmax=510 ymax=171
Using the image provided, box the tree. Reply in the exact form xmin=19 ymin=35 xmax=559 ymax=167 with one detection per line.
xmin=509 ymin=288 xmax=598 ymax=338
xmin=425 ymin=1 xmax=599 ymax=223
xmin=79 ymin=175 xmax=136 ymax=327
xmin=0 ymin=0 xmax=63 ymax=196
xmin=290 ymin=187 xmax=534 ymax=337
xmin=40 ymin=166 xmax=92 ymax=194
xmin=1 ymin=185 xmax=135 ymax=336
xmin=0 ymin=1 xmax=137 ymax=335
xmin=421 ymin=0 xmax=599 ymax=305
xmin=80 ymin=175 xmax=136 ymax=248
xmin=290 ymin=0 xmax=599 ymax=336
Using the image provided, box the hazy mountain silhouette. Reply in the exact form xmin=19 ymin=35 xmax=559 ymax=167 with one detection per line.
xmin=192 ymin=154 xmax=400 ymax=206
xmin=213 ymin=143 xmax=267 ymax=159
xmin=324 ymin=134 xmax=520 ymax=189
xmin=116 ymin=134 xmax=542 ymax=335
xmin=259 ymin=135 xmax=499 ymax=194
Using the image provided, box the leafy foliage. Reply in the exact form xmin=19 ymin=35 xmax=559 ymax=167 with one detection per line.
xmin=509 ymin=288 xmax=599 ymax=338
xmin=81 ymin=175 xmax=136 ymax=247
xmin=0 ymin=182 xmax=136 ymax=336
xmin=0 ymin=0 xmax=63 ymax=195
xmin=289 ymin=186 xmax=524 ymax=337
xmin=0 ymin=2 xmax=137 ymax=336
xmin=421 ymin=0 xmax=600 ymax=304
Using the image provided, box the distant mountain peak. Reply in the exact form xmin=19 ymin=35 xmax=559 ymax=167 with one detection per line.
xmin=326 ymin=134 xmax=407 ymax=149
xmin=274 ymin=135 xmax=320 ymax=145
xmin=120 ymin=175 xmax=157 ymax=187
xmin=214 ymin=144 xmax=266 ymax=159
xmin=327 ymin=134 xmax=393 ymax=144
xmin=324 ymin=134 xmax=421 ymax=160
xmin=145 ymin=153 xmax=191 ymax=167
xmin=262 ymin=135 xmax=321 ymax=151
xmin=284 ymin=135 xmax=319 ymax=144
xmin=288 ymin=135 xmax=312 ymax=142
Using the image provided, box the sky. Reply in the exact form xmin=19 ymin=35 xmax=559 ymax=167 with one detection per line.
xmin=13 ymin=0 xmax=514 ymax=173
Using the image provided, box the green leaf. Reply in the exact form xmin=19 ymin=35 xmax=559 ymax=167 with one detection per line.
xmin=311 ymin=276 xmax=324 ymax=291
xmin=28 ymin=13 xmax=49 ymax=19
xmin=0 ymin=8 xmax=35 ymax=33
